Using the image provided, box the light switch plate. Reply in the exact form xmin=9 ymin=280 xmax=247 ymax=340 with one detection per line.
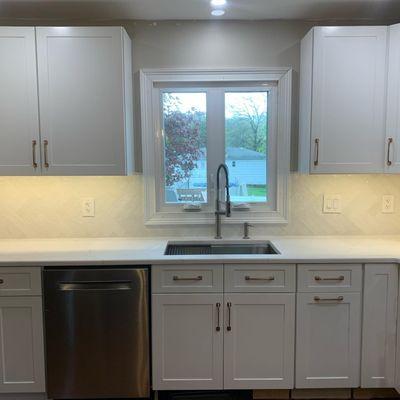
xmin=382 ymin=195 xmax=395 ymax=214
xmin=81 ymin=198 xmax=95 ymax=217
xmin=323 ymin=194 xmax=342 ymax=214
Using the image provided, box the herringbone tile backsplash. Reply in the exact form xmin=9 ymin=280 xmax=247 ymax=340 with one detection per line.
xmin=1 ymin=174 xmax=400 ymax=238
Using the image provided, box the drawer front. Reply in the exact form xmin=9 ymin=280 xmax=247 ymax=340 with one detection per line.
xmin=297 ymin=264 xmax=362 ymax=292
xmin=224 ymin=264 xmax=296 ymax=292
xmin=0 ymin=267 xmax=42 ymax=296
xmin=152 ymin=264 xmax=223 ymax=293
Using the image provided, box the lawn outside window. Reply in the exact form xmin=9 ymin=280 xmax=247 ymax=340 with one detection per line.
xmin=140 ymin=69 xmax=292 ymax=225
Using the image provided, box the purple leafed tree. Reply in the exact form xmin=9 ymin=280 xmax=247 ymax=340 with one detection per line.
xmin=164 ymin=96 xmax=202 ymax=187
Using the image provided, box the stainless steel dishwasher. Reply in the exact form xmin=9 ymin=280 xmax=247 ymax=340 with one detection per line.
xmin=43 ymin=267 xmax=150 ymax=399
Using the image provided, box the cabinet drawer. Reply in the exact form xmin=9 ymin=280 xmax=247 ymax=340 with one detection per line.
xmin=224 ymin=264 xmax=295 ymax=292
xmin=0 ymin=267 xmax=42 ymax=296
xmin=297 ymin=264 xmax=362 ymax=292
xmin=152 ymin=264 xmax=223 ymax=293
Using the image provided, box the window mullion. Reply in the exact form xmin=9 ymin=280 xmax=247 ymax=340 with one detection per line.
xmin=206 ymin=88 xmax=225 ymax=210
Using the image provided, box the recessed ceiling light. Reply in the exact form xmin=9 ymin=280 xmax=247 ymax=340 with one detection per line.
xmin=211 ymin=0 xmax=226 ymax=6
xmin=211 ymin=9 xmax=225 ymax=16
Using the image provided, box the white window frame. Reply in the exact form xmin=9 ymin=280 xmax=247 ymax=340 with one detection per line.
xmin=140 ymin=68 xmax=292 ymax=226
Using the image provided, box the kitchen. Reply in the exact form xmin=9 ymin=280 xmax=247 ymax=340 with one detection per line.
xmin=1 ymin=1 xmax=400 ymax=400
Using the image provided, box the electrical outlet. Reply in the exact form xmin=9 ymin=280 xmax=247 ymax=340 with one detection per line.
xmin=382 ymin=195 xmax=395 ymax=214
xmin=323 ymin=194 xmax=342 ymax=214
xmin=81 ymin=198 xmax=95 ymax=217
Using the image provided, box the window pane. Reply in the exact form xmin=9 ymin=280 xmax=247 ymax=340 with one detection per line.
xmin=225 ymin=91 xmax=268 ymax=203
xmin=162 ymin=92 xmax=207 ymax=204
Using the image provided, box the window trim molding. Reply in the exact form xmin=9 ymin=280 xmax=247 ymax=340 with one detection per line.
xmin=140 ymin=68 xmax=292 ymax=226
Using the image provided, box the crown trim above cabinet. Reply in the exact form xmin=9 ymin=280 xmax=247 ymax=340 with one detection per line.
xmin=0 ymin=26 xmax=134 ymax=176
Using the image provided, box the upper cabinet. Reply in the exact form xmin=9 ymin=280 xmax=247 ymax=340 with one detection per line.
xmin=386 ymin=24 xmax=400 ymax=172
xmin=0 ymin=28 xmax=41 ymax=175
xmin=299 ymin=26 xmax=388 ymax=173
xmin=0 ymin=26 xmax=134 ymax=176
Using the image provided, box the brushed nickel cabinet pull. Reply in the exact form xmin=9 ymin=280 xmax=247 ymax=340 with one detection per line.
xmin=43 ymin=140 xmax=49 ymax=168
xmin=314 ymin=275 xmax=344 ymax=282
xmin=172 ymin=275 xmax=203 ymax=281
xmin=32 ymin=140 xmax=38 ymax=168
xmin=227 ymin=302 xmax=232 ymax=331
xmin=245 ymin=276 xmax=275 ymax=281
xmin=216 ymin=302 xmax=221 ymax=332
xmin=387 ymin=137 xmax=393 ymax=166
xmin=314 ymin=296 xmax=344 ymax=302
xmin=314 ymin=138 xmax=320 ymax=166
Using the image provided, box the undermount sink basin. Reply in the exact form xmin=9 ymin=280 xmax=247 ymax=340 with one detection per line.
xmin=164 ymin=241 xmax=279 ymax=255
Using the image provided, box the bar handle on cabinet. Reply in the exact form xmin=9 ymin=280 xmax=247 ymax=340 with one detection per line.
xmin=32 ymin=140 xmax=38 ymax=168
xmin=314 ymin=138 xmax=320 ymax=166
xmin=314 ymin=296 xmax=344 ymax=302
xmin=216 ymin=302 xmax=221 ymax=332
xmin=314 ymin=275 xmax=344 ymax=282
xmin=245 ymin=276 xmax=275 ymax=281
xmin=387 ymin=137 xmax=393 ymax=166
xmin=227 ymin=302 xmax=232 ymax=331
xmin=43 ymin=140 xmax=49 ymax=168
xmin=172 ymin=276 xmax=203 ymax=281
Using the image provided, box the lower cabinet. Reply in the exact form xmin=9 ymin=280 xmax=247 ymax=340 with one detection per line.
xmin=296 ymin=292 xmax=361 ymax=388
xmin=152 ymin=293 xmax=224 ymax=390
xmin=362 ymin=264 xmax=398 ymax=388
xmin=152 ymin=292 xmax=295 ymax=390
xmin=224 ymin=293 xmax=295 ymax=389
xmin=0 ymin=297 xmax=45 ymax=393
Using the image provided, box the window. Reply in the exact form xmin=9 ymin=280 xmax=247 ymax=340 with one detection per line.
xmin=141 ymin=69 xmax=292 ymax=225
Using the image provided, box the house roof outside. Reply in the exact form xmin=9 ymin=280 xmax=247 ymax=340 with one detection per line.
xmin=199 ymin=147 xmax=265 ymax=161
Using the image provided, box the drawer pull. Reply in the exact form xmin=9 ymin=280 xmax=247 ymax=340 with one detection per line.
xmin=314 ymin=275 xmax=344 ymax=281
xmin=245 ymin=276 xmax=275 ymax=281
xmin=314 ymin=296 xmax=344 ymax=302
xmin=216 ymin=302 xmax=221 ymax=332
xmin=172 ymin=275 xmax=203 ymax=281
xmin=227 ymin=302 xmax=232 ymax=331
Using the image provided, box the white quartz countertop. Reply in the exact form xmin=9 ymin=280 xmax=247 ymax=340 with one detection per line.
xmin=0 ymin=236 xmax=399 ymax=266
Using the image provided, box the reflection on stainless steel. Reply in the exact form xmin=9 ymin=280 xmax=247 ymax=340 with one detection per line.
xmin=44 ymin=267 xmax=150 ymax=399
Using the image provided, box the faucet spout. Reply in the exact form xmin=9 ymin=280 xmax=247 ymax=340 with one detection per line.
xmin=215 ymin=163 xmax=231 ymax=239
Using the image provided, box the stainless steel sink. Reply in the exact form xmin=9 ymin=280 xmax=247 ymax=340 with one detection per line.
xmin=164 ymin=241 xmax=279 ymax=255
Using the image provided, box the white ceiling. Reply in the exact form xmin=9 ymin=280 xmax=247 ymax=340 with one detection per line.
xmin=0 ymin=0 xmax=399 ymax=21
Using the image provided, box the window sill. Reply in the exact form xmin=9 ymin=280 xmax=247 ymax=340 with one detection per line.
xmin=144 ymin=210 xmax=289 ymax=226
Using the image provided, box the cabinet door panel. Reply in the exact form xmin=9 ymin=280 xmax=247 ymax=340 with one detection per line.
xmin=152 ymin=294 xmax=223 ymax=390
xmin=0 ymin=297 xmax=45 ymax=393
xmin=311 ymin=26 xmax=387 ymax=173
xmin=224 ymin=293 xmax=295 ymax=389
xmin=0 ymin=27 xmax=40 ymax=175
xmin=362 ymin=264 xmax=398 ymax=387
xmin=296 ymin=292 xmax=361 ymax=388
xmin=386 ymin=24 xmax=400 ymax=172
xmin=36 ymin=27 xmax=126 ymax=175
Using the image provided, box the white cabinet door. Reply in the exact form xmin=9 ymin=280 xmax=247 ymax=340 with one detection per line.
xmin=224 ymin=293 xmax=295 ymax=389
xmin=152 ymin=294 xmax=223 ymax=390
xmin=310 ymin=26 xmax=387 ymax=173
xmin=36 ymin=27 xmax=132 ymax=175
xmin=362 ymin=264 xmax=398 ymax=388
xmin=386 ymin=24 xmax=400 ymax=172
xmin=0 ymin=297 xmax=45 ymax=393
xmin=296 ymin=292 xmax=361 ymax=388
xmin=0 ymin=27 xmax=40 ymax=175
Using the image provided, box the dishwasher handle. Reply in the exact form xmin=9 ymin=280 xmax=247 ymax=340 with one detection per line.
xmin=58 ymin=281 xmax=133 ymax=291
